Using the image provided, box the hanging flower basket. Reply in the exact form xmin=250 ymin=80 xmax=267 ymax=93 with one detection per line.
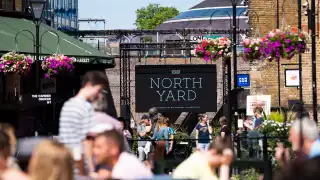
xmin=241 ymin=37 xmax=264 ymax=63
xmin=260 ymin=29 xmax=308 ymax=61
xmin=41 ymin=54 xmax=75 ymax=78
xmin=0 ymin=52 xmax=33 ymax=75
xmin=195 ymin=37 xmax=231 ymax=61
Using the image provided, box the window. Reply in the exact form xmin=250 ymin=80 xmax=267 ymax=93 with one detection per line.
xmin=1 ymin=0 xmax=14 ymax=11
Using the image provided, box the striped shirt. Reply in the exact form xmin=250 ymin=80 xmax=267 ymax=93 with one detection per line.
xmin=58 ymin=97 xmax=94 ymax=152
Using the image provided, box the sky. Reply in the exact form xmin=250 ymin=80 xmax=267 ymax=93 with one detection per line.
xmin=78 ymin=0 xmax=202 ymax=30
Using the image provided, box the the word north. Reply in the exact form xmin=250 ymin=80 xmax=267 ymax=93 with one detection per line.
xmin=150 ymin=77 xmax=203 ymax=101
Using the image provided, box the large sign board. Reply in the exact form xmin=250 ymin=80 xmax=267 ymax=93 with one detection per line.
xmin=135 ymin=65 xmax=217 ymax=112
xmin=246 ymin=95 xmax=271 ymax=116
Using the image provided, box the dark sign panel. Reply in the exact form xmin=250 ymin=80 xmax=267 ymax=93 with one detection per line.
xmin=135 ymin=65 xmax=217 ymax=112
xmin=22 ymin=94 xmax=55 ymax=105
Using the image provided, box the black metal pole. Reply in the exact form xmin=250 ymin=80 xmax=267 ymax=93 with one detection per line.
xmin=231 ymin=0 xmax=238 ymax=138
xmin=276 ymin=0 xmax=279 ymax=28
xmin=277 ymin=58 xmax=281 ymax=107
xmin=36 ymin=23 xmax=40 ymax=92
xmin=298 ymin=0 xmax=303 ymax=109
xmin=232 ymin=1 xmax=237 ymax=90
xmin=276 ymin=0 xmax=281 ymax=107
xmin=311 ymin=0 xmax=318 ymax=123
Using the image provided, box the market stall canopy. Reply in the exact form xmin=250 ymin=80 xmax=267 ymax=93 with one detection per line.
xmin=0 ymin=16 xmax=115 ymax=67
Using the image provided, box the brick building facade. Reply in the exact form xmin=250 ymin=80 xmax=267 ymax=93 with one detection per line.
xmin=250 ymin=0 xmax=320 ymax=121
xmin=106 ymin=0 xmax=320 ymax=122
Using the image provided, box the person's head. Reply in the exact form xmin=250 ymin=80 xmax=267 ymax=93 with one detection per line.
xmin=92 ymin=93 xmax=108 ymax=112
xmin=275 ymin=157 xmax=320 ymax=180
xmin=199 ymin=114 xmax=208 ymax=123
xmin=0 ymin=123 xmax=16 ymax=155
xmin=253 ymin=107 xmax=263 ymax=117
xmin=206 ymin=137 xmax=232 ymax=168
xmin=289 ymin=118 xmax=319 ymax=153
xmin=140 ymin=114 xmax=150 ymax=125
xmin=118 ymin=117 xmax=125 ymax=131
xmin=80 ymin=71 xmax=109 ymax=102
xmin=156 ymin=116 xmax=166 ymax=131
xmin=219 ymin=116 xmax=227 ymax=126
xmin=164 ymin=117 xmax=171 ymax=127
xmin=93 ymin=129 xmax=124 ymax=166
xmin=28 ymin=140 xmax=73 ymax=180
xmin=149 ymin=107 xmax=158 ymax=117
xmin=0 ymin=130 xmax=11 ymax=169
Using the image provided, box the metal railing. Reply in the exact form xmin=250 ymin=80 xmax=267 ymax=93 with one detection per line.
xmin=127 ymin=133 xmax=289 ymax=180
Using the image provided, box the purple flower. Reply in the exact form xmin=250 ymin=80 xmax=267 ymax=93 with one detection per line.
xmin=286 ymin=48 xmax=291 ymax=53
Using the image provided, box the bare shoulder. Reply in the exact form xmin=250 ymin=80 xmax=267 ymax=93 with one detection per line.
xmin=2 ymin=169 xmax=29 ymax=180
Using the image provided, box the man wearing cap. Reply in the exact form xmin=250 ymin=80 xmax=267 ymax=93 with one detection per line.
xmin=137 ymin=114 xmax=152 ymax=162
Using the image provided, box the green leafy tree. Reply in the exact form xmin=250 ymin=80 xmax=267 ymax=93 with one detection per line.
xmin=135 ymin=4 xmax=179 ymax=29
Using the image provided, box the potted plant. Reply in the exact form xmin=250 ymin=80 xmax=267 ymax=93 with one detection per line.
xmin=195 ymin=37 xmax=231 ymax=61
xmin=41 ymin=54 xmax=75 ymax=78
xmin=0 ymin=52 xmax=33 ymax=101
xmin=241 ymin=37 xmax=264 ymax=63
xmin=260 ymin=28 xmax=308 ymax=61
xmin=0 ymin=52 xmax=33 ymax=75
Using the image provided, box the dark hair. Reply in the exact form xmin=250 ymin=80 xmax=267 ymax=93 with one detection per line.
xmin=117 ymin=117 xmax=125 ymax=121
xmin=97 ymin=129 xmax=125 ymax=153
xmin=253 ymin=107 xmax=263 ymax=114
xmin=0 ymin=130 xmax=11 ymax=159
xmin=81 ymin=71 xmax=109 ymax=88
xmin=208 ymin=137 xmax=232 ymax=154
xmin=198 ymin=114 xmax=207 ymax=121
xmin=274 ymin=157 xmax=320 ymax=180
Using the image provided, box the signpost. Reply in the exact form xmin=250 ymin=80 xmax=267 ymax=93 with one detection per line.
xmin=135 ymin=65 xmax=217 ymax=112
xmin=237 ymin=74 xmax=250 ymax=87
xmin=190 ymin=35 xmax=222 ymax=42
xmin=22 ymin=93 xmax=55 ymax=105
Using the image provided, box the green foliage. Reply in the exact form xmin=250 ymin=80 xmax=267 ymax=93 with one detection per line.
xmin=231 ymin=169 xmax=260 ymax=180
xmin=135 ymin=4 xmax=179 ymax=29
xmin=259 ymin=120 xmax=292 ymax=169
xmin=131 ymin=129 xmax=138 ymax=154
xmin=286 ymin=111 xmax=296 ymax=122
xmin=143 ymin=36 xmax=153 ymax=42
xmin=211 ymin=119 xmax=221 ymax=137
xmin=269 ymin=110 xmax=285 ymax=123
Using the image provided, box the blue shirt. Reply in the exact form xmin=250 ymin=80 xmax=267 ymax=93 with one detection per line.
xmin=152 ymin=127 xmax=170 ymax=152
xmin=254 ymin=117 xmax=264 ymax=129
xmin=196 ymin=123 xmax=210 ymax=144
xmin=309 ymin=139 xmax=320 ymax=159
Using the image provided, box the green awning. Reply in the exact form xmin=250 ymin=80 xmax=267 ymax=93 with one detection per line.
xmin=0 ymin=16 xmax=115 ymax=66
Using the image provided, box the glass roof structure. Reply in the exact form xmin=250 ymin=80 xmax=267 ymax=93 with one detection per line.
xmin=157 ymin=0 xmax=248 ymax=30
xmin=170 ymin=7 xmax=248 ymax=20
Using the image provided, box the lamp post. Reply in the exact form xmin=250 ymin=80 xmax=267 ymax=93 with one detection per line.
xmin=29 ymin=0 xmax=47 ymax=92
xmin=310 ymin=0 xmax=317 ymax=123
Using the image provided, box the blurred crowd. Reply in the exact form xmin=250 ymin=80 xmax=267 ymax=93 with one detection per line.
xmin=0 ymin=71 xmax=319 ymax=180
